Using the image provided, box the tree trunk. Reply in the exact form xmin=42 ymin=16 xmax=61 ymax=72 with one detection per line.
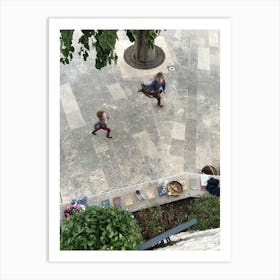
xmin=134 ymin=30 xmax=155 ymax=63
xmin=124 ymin=30 xmax=165 ymax=69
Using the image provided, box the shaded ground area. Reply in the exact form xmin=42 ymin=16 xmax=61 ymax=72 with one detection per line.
xmin=133 ymin=195 xmax=220 ymax=243
xmin=133 ymin=198 xmax=190 ymax=241
xmin=60 ymin=30 xmax=220 ymax=203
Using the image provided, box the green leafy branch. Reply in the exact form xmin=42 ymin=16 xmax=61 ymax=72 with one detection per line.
xmin=60 ymin=30 xmax=74 ymax=65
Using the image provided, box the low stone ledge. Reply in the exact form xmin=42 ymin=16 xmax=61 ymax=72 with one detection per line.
xmin=60 ymin=171 xmax=220 ymax=222
xmin=154 ymin=228 xmax=220 ymax=251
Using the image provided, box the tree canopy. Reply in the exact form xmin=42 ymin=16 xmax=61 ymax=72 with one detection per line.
xmin=60 ymin=30 xmax=161 ymax=69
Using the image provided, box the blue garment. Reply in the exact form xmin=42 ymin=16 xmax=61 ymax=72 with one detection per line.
xmin=206 ymin=178 xmax=220 ymax=197
xmin=94 ymin=119 xmax=107 ymax=129
xmin=149 ymin=79 xmax=166 ymax=92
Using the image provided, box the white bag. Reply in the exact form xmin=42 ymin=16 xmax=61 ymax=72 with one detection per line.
xmin=200 ymin=173 xmax=210 ymax=187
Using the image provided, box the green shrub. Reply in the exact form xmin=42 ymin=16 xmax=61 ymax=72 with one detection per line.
xmin=60 ymin=206 xmax=143 ymax=250
xmin=135 ymin=206 xmax=165 ymax=240
xmin=187 ymin=194 xmax=220 ymax=231
xmin=133 ymin=204 xmax=187 ymax=241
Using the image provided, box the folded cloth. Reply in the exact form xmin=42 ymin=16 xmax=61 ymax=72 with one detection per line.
xmin=206 ymin=177 xmax=220 ymax=197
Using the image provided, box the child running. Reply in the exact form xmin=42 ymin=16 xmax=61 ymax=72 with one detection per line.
xmin=91 ymin=111 xmax=112 ymax=139
xmin=139 ymin=72 xmax=166 ymax=107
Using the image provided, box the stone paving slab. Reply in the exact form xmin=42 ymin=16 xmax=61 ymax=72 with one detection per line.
xmin=106 ymin=83 xmax=127 ymax=100
xmin=132 ymin=131 xmax=158 ymax=158
xmin=60 ymin=83 xmax=86 ymax=129
xmin=171 ymin=121 xmax=186 ymax=141
xmin=198 ymin=48 xmax=210 ymax=70
xmin=209 ymin=30 xmax=219 ymax=47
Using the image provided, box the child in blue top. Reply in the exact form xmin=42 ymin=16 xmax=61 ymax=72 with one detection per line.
xmin=139 ymin=72 xmax=166 ymax=107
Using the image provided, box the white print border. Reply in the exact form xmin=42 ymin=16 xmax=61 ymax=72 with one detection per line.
xmin=49 ymin=17 xmax=231 ymax=262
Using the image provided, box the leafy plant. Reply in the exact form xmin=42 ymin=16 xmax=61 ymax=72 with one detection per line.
xmin=60 ymin=206 xmax=143 ymax=250
xmin=133 ymin=195 xmax=220 ymax=240
xmin=133 ymin=203 xmax=187 ymax=241
xmin=126 ymin=30 xmax=161 ymax=48
xmin=187 ymin=195 xmax=220 ymax=231
xmin=60 ymin=30 xmax=74 ymax=65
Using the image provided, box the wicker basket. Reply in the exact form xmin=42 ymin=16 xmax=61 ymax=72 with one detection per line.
xmin=201 ymin=165 xmax=218 ymax=175
xmin=167 ymin=181 xmax=183 ymax=196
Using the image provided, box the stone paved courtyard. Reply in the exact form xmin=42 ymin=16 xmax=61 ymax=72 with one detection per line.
xmin=60 ymin=30 xmax=220 ymax=203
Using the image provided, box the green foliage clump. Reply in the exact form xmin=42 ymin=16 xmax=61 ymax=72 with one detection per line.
xmin=187 ymin=195 xmax=220 ymax=231
xmin=134 ymin=195 xmax=219 ymax=240
xmin=60 ymin=206 xmax=143 ymax=250
xmin=126 ymin=30 xmax=161 ymax=48
xmin=133 ymin=203 xmax=187 ymax=241
xmin=94 ymin=30 xmax=118 ymax=69
xmin=145 ymin=30 xmax=161 ymax=49
xmin=60 ymin=29 xmax=74 ymax=64
xmin=60 ymin=29 xmax=118 ymax=69
xmin=136 ymin=206 xmax=165 ymax=240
